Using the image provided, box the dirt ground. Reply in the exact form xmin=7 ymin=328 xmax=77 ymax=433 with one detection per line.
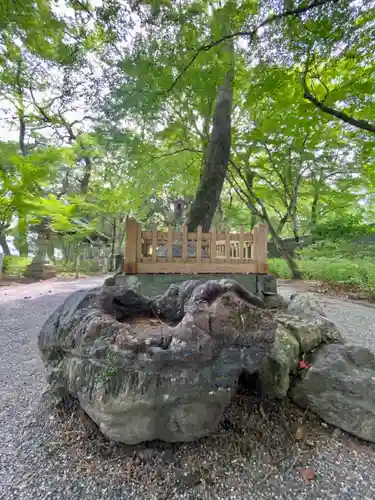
xmin=1 ymin=276 xmax=375 ymax=500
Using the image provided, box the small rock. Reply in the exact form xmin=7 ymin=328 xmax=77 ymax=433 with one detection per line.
xmin=162 ymin=449 xmax=175 ymax=463
xmin=321 ymin=422 xmax=328 ymax=428
xmin=299 ymin=467 xmax=316 ymax=481
xmin=291 ymin=343 xmax=375 ymax=443
xmin=332 ymin=428 xmax=341 ymax=438
xmin=176 ymin=471 xmax=201 ymax=488
xmin=295 ymin=424 xmax=307 ymax=441
xmin=135 ymin=448 xmax=157 ymax=462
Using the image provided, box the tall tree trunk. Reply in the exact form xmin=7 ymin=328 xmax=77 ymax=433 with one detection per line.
xmin=108 ymin=217 xmax=116 ymax=272
xmin=292 ymin=211 xmax=300 ymax=256
xmin=16 ymin=216 xmax=29 ymax=256
xmin=0 ymin=233 xmax=11 ymax=256
xmin=80 ymin=155 xmax=92 ymax=194
xmin=310 ymin=188 xmax=320 ymax=233
xmin=267 ymin=221 xmax=302 ymax=280
xmin=47 ymin=238 xmax=56 ymax=264
xmin=228 ymin=163 xmax=302 ymax=279
xmin=16 ymin=61 xmax=31 ymax=253
xmin=186 ymin=43 xmax=234 ymax=232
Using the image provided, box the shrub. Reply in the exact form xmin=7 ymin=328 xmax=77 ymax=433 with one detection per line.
xmin=301 ymin=240 xmax=375 ymax=260
xmin=269 ymin=258 xmax=292 ymax=279
xmin=312 ymin=213 xmax=372 ymax=241
xmin=55 ymin=259 xmax=104 ymax=275
xmin=270 ymin=256 xmax=375 ymax=297
xmin=2 ymin=256 xmax=31 ymax=275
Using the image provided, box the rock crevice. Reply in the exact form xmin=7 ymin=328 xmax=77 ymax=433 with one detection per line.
xmin=39 ymin=281 xmax=276 ymax=444
xmin=39 ymin=284 xmax=375 ymax=445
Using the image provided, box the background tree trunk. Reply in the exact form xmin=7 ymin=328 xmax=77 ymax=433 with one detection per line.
xmin=0 ymin=233 xmax=11 ymax=255
xmin=267 ymin=220 xmax=302 ymax=279
xmin=15 ymin=216 xmax=29 ymax=257
xmin=186 ymin=43 xmax=234 ymax=232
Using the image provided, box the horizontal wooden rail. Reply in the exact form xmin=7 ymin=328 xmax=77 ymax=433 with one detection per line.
xmin=124 ymin=217 xmax=268 ymax=275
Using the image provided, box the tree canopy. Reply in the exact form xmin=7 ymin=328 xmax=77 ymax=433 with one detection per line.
xmin=0 ymin=0 xmax=374 ymax=276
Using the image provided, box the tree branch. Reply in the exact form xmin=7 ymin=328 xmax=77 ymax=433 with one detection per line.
xmin=302 ymin=58 xmax=375 ymax=134
xmin=166 ymin=0 xmax=337 ymax=93
xmin=149 ymin=147 xmax=202 ymax=160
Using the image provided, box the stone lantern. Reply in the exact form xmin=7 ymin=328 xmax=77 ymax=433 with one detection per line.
xmin=172 ymin=198 xmax=185 ymax=219
xmin=25 ymin=216 xmax=56 ymax=280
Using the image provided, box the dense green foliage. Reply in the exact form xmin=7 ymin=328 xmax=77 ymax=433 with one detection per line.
xmin=0 ymin=0 xmax=375 ymax=282
xmin=270 ymin=255 xmax=375 ymax=298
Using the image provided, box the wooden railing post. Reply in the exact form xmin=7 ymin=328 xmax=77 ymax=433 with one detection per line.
xmin=196 ymin=225 xmax=202 ymax=262
xmin=251 ymin=224 xmax=268 ymax=273
xmin=167 ymin=224 xmax=173 ymax=262
xmin=124 ymin=217 xmax=139 ymax=274
xmin=239 ymin=225 xmax=244 ymax=263
xmin=210 ymin=227 xmax=216 ymax=263
xmin=152 ymin=223 xmax=157 ymax=263
xmin=182 ymin=225 xmax=188 ymax=261
xmin=225 ymin=226 xmax=231 ymax=263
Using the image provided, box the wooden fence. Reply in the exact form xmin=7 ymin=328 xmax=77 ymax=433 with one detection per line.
xmin=123 ymin=217 xmax=268 ymax=274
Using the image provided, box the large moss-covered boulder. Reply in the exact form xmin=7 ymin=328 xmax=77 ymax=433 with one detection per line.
xmin=287 ymin=293 xmax=343 ymax=344
xmin=276 ymin=315 xmax=323 ymax=353
xmin=258 ymin=293 xmax=344 ymax=399
xmin=39 ymin=282 xmax=277 ymax=445
xmin=290 ymin=343 xmax=375 ymax=443
xmin=259 ymin=324 xmax=300 ymax=398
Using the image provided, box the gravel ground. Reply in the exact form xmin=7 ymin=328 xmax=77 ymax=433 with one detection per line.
xmin=1 ymin=277 xmax=375 ymax=500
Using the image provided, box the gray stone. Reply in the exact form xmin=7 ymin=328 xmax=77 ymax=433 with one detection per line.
xmin=286 ymin=293 xmax=343 ymax=344
xmin=111 ymin=273 xmax=276 ymax=300
xmin=287 ymin=293 xmax=326 ymax=319
xmin=39 ymin=284 xmax=277 ymax=445
xmin=290 ymin=343 xmax=375 ymax=443
xmin=257 ymin=274 xmax=278 ymax=295
xmin=25 ymin=217 xmax=56 ymax=280
xmin=276 ymin=314 xmax=323 ymax=354
xmin=24 ymin=262 xmax=57 ymax=280
xmin=259 ymin=324 xmax=300 ymax=398
xmin=98 ymin=285 xmax=152 ymax=321
xmin=263 ymin=294 xmax=288 ymax=309
xmin=153 ymin=279 xmax=265 ymax=323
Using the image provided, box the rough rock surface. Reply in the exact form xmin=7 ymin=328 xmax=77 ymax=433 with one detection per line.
xmin=39 ymin=282 xmax=277 ymax=445
xmin=260 ymin=292 xmax=375 ymax=443
xmin=259 ymin=293 xmax=344 ymax=399
xmin=263 ymin=293 xmax=288 ymax=309
xmin=259 ymin=324 xmax=300 ymax=398
xmin=153 ymin=278 xmax=265 ymax=323
xmin=287 ymin=292 xmax=343 ymax=343
xmin=290 ymin=343 xmax=375 ymax=443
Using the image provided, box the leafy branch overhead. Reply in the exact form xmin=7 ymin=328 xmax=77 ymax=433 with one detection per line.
xmin=302 ymin=50 xmax=375 ymax=134
xmin=166 ymin=0 xmax=339 ymax=93
xmin=0 ymin=0 xmax=374 ymax=278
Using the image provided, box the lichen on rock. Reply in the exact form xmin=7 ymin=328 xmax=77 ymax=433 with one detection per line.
xmin=39 ymin=285 xmax=375 ymax=445
xmin=38 ymin=281 xmax=277 ymax=445
xmin=259 ymin=324 xmax=300 ymax=399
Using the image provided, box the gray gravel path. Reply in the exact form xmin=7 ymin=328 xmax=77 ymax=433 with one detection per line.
xmin=278 ymin=283 xmax=375 ymax=351
xmin=1 ymin=278 xmax=375 ymax=500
